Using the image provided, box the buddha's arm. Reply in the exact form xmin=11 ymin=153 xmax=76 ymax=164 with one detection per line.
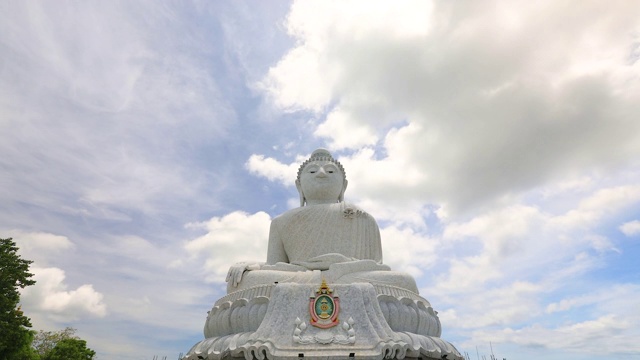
xmin=226 ymin=219 xmax=290 ymax=288
xmin=266 ymin=218 xmax=288 ymax=265
xmin=292 ymin=253 xmax=356 ymax=270
xmin=370 ymin=215 xmax=383 ymax=263
xmin=350 ymin=210 xmax=383 ymax=263
xmin=226 ymin=262 xmax=262 ymax=288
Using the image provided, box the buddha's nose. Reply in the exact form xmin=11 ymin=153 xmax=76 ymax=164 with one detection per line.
xmin=317 ymin=168 xmax=328 ymax=177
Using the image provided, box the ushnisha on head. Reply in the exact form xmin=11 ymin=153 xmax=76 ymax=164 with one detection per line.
xmin=295 ymin=149 xmax=348 ymax=206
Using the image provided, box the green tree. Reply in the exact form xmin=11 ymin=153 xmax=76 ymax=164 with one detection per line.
xmin=44 ymin=339 xmax=95 ymax=360
xmin=32 ymin=327 xmax=77 ymax=358
xmin=10 ymin=330 xmax=39 ymax=360
xmin=0 ymin=237 xmax=36 ymax=360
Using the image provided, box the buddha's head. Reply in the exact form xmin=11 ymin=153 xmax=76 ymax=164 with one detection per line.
xmin=296 ymin=149 xmax=348 ymax=206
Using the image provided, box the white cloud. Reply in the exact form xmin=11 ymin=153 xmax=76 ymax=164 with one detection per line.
xmin=245 ymin=154 xmax=300 ymax=185
xmin=545 ymin=284 xmax=639 ymax=315
xmin=380 ymin=225 xmax=437 ymax=277
xmin=315 ymin=109 xmax=378 ymax=149
xmin=422 ymin=182 xmax=639 ymax=349
xmin=554 ymin=185 xmax=640 ymax=230
xmin=262 ymin=45 xmax=334 ymax=112
xmin=434 ymin=205 xmax=550 ymax=294
xmin=261 ymin=0 xmax=640 ymax=214
xmin=7 ymin=230 xmax=79 ymax=270
xmin=9 ymin=230 xmax=74 ymax=256
xmin=620 ymin=220 xmax=640 ymax=236
xmin=440 ymin=271 xmax=640 ymax=355
xmin=262 ymin=0 xmax=433 ymax=113
xmin=432 ymin=182 xmax=636 ymax=296
xmin=473 ymin=314 xmax=637 ymax=353
xmin=471 ymin=295 xmax=640 ymax=355
xmin=0 ymin=1 xmax=235 ymax=219
xmin=184 ymin=211 xmax=272 ymax=283
xmin=20 ymin=266 xmax=107 ymax=320
xmin=449 ymin=281 xmax=542 ymax=329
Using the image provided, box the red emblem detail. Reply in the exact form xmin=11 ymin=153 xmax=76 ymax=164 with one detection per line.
xmin=309 ymin=279 xmax=340 ymax=328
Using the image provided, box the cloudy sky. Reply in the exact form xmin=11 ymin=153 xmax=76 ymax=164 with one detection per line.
xmin=2 ymin=1 xmax=640 ymax=359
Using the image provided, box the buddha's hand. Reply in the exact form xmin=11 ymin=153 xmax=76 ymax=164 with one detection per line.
xmin=226 ymin=262 xmax=261 ymax=288
xmin=293 ymin=253 xmax=356 ymax=271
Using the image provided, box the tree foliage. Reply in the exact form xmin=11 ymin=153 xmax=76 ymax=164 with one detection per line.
xmin=0 ymin=237 xmax=36 ymax=360
xmin=44 ymin=338 xmax=95 ymax=360
xmin=9 ymin=330 xmax=39 ymax=360
xmin=32 ymin=327 xmax=96 ymax=360
xmin=32 ymin=327 xmax=78 ymax=359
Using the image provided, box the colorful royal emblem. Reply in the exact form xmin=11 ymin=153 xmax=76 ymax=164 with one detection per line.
xmin=309 ymin=279 xmax=340 ymax=328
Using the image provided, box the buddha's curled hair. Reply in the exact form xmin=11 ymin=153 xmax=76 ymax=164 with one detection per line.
xmin=296 ymin=148 xmax=346 ymax=181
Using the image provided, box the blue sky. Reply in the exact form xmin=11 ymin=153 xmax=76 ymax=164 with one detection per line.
xmin=2 ymin=1 xmax=640 ymax=359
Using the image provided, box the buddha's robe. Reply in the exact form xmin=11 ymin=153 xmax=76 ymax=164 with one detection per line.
xmin=267 ymin=202 xmax=382 ymax=265
xmin=229 ymin=202 xmax=418 ymax=294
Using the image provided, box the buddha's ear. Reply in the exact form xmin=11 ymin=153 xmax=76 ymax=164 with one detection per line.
xmin=339 ymin=179 xmax=348 ymax=202
xmin=295 ymin=179 xmax=306 ymax=207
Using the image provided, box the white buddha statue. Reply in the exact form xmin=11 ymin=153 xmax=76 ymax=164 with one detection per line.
xmin=184 ymin=149 xmax=463 ymax=360
xmin=226 ymin=148 xmax=418 ymax=294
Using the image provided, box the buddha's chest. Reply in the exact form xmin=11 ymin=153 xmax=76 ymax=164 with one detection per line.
xmin=279 ymin=208 xmax=362 ymax=261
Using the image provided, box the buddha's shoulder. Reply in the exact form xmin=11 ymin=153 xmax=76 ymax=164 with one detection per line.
xmin=340 ymin=203 xmax=376 ymax=221
xmin=273 ymin=202 xmax=374 ymax=223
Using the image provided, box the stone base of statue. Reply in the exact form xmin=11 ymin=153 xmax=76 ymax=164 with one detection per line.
xmin=183 ymin=282 xmax=463 ymax=360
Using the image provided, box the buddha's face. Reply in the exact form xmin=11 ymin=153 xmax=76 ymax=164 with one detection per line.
xmin=297 ymin=160 xmax=346 ymax=204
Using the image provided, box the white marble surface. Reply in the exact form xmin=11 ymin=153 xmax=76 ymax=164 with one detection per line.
xmin=185 ymin=283 xmax=462 ymax=360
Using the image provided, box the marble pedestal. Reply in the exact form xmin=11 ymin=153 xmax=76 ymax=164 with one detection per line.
xmin=184 ymin=283 xmax=462 ymax=360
